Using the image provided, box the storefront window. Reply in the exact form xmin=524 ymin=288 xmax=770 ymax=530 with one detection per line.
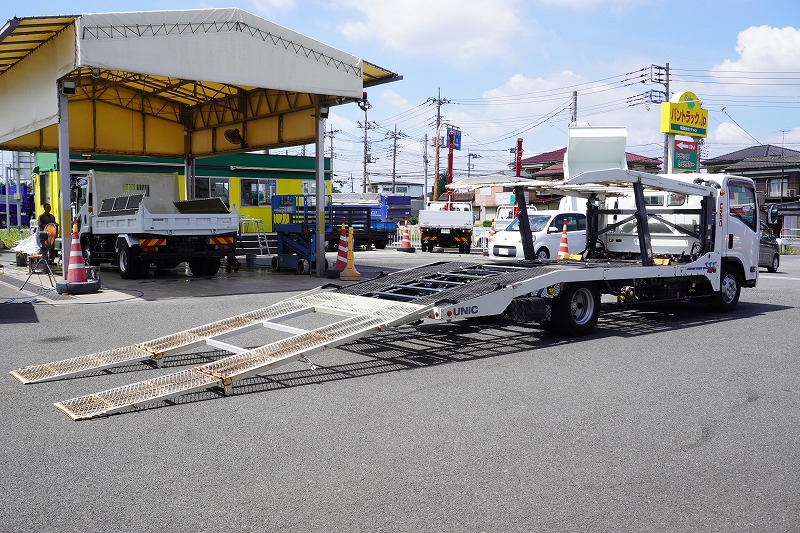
xmin=240 ymin=178 xmax=276 ymax=207
xmin=194 ymin=177 xmax=230 ymax=206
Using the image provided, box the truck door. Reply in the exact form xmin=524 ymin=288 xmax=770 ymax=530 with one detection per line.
xmin=723 ymin=179 xmax=759 ymax=280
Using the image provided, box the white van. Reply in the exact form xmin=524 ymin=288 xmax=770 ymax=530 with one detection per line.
xmin=488 ymin=210 xmax=587 ymax=261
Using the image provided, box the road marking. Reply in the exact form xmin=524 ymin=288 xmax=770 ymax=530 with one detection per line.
xmin=760 ymin=275 xmax=800 ymax=281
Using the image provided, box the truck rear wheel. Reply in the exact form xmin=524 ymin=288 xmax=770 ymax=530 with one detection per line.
xmin=552 ymin=283 xmax=601 ymax=336
xmin=189 ymin=257 xmax=220 ymax=277
xmin=118 ymin=243 xmax=138 ymax=279
xmin=712 ymin=265 xmax=741 ymax=312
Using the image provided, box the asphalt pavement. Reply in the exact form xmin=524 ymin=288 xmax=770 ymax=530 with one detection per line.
xmin=1 ymin=248 xmax=799 ymax=532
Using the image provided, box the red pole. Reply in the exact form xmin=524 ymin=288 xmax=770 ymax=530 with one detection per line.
xmin=447 ymin=130 xmax=455 ymax=184
xmin=515 ymin=137 xmax=523 ymax=177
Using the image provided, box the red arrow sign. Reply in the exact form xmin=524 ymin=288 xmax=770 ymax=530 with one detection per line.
xmin=675 ymin=140 xmax=698 ymax=151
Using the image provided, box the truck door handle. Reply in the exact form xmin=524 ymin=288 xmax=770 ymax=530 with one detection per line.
xmin=728 ymin=234 xmax=734 ymax=249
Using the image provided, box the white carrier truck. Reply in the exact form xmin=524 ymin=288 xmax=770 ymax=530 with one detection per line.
xmin=418 ymin=200 xmax=474 ymax=253
xmin=11 ymin=127 xmax=764 ymax=421
xmin=76 ymin=170 xmax=239 ymax=279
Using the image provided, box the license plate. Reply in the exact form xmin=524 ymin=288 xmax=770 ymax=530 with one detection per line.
xmin=498 ymin=248 xmax=511 ymax=256
xmin=441 ymin=228 xmax=450 ymax=234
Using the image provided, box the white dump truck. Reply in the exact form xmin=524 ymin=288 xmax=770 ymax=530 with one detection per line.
xmin=76 ymin=170 xmax=238 ymax=278
xmin=418 ymin=200 xmax=474 ymax=253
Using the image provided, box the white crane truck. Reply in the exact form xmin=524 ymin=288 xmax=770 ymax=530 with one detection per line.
xmin=76 ymin=170 xmax=239 ymax=279
xmin=10 ymin=127 xmax=764 ymax=420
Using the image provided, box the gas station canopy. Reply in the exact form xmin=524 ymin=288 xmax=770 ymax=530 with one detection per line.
xmin=0 ymin=9 xmax=400 ymax=157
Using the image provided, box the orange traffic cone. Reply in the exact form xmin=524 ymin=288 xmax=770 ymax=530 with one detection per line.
xmin=66 ymin=218 xmax=88 ymax=283
xmin=557 ymin=220 xmax=569 ymax=259
xmin=339 ymin=227 xmax=361 ymax=281
xmin=397 ymin=219 xmax=415 ymax=253
xmin=56 ymin=218 xmax=101 ymax=295
xmin=336 ymin=220 xmax=348 ymax=271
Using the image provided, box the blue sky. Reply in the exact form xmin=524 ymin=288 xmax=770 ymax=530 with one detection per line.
xmin=5 ymin=0 xmax=799 ymax=191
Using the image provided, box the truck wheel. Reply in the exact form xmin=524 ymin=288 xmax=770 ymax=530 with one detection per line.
xmin=375 ymin=241 xmax=387 ymax=250
xmin=767 ymin=254 xmax=780 ymax=273
xmin=188 ymin=258 xmax=208 ymax=276
xmin=536 ymin=247 xmax=550 ymax=260
xmin=712 ymin=265 xmax=741 ymax=312
xmin=296 ymin=258 xmax=310 ymax=275
xmin=552 ymin=283 xmax=601 ymax=336
xmin=136 ymin=260 xmax=151 ymax=278
xmin=81 ymin=237 xmax=101 ymax=266
xmin=118 ymin=244 xmax=138 ymax=279
xmin=271 ymin=256 xmax=281 ymax=272
xmin=205 ymin=258 xmax=221 ymax=276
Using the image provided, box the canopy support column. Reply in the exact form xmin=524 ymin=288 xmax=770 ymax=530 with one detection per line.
xmin=315 ymin=96 xmax=327 ymax=277
xmin=57 ymin=79 xmax=72 ymax=280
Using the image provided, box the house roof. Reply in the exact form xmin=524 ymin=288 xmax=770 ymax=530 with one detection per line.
xmin=520 ymin=148 xmax=566 ymax=166
xmin=520 ymin=147 xmax=660 ymax=168
xmin=725 ymin=156 xmax=800 ymax=172
xmin=702 ymin=145 xmax=800 ymax=166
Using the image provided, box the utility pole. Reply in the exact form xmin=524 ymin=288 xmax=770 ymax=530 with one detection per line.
xmin=467 ymin=152 xmax=482 ymax=178
xmin=571 ymin=91 xmax=578 ymax=125
xmin=358 ymin=94 xmax=372 ymax=192
xmin=423 ymin=133 xmax=429 ymax=200
xmin=427 ymin=88 xmax=450 ymax=200
xmin=325 ymin=125 xmax=341 ymax=191
xmin=385 ymin=124 xmax=406 ymax=194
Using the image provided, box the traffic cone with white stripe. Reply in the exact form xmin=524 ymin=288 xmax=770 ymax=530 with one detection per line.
xmin=557 ymin=220 xmax=569 ymax=259
xmin=397 ymin=219 xmax=415 ymax=253
xmin=66 ymin=218 xmax=88 ymax=283
xmin=336 ymin=219 xmax=348 ymax=271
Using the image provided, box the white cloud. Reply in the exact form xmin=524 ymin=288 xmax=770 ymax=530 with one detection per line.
xmin=334 ymin=0 xmax=525 ymax=65
xmin=247 ymin=0 xmax=296 ymax=16
xmin=708 ymin=121 xmax=757 ymax=146
xmin=716 ymin=26 xmax=800 ymax=72
xmin=535 ymin=0 xmax=646 ymax=12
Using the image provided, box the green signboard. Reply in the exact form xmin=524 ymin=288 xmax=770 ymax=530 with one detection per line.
xmin=673 ymin=139 xmax=698 ymax=172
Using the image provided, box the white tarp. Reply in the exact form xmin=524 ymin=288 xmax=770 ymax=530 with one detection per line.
xmin=77 ymin=9 xmax=363 ymax=97
xmin=0 ymin=8 xmax=364 ymax=144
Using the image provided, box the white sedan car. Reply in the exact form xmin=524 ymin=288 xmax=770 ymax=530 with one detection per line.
xmin=488 ymin=210 xmax=587 ymax=261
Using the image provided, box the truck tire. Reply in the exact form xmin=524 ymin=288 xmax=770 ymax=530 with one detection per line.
xmin=118 ymin=243 xmax=138 ymax=279
xmin=136 ymin=260 xmax=151 ymax=278
xmin=81 ymin=237 xmax=101 ymax=266
xmin=271 ymin=256 xmax=281 ymax=272
xmin=552 ymin=283 xmax=601 ymax=336
xmin=188 ymin=257 xmax=220 ymax=277
xmin=206 ymin=258 xmax=221 ymax=276
xmin=712 ymin=265 xmax=741 ymax=312
xmin=375 ymin=241 xmax=387 ymax=250
xmin=296 ymin=258 xmax=310 ymax=275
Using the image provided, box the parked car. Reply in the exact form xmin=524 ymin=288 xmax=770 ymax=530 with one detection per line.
xmin=488 ymin=210 xmax=586 ymax=261
xmin=759 ymin=222 xmax=780 ymax=272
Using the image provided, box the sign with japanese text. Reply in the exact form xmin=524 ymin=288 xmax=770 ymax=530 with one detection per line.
xmin=660 ymin=91 xmax=708 ymax=137
xmin=673 ymin=139 xmax=698 ymax=172
xmin=447 ymin=127 xmax=462 ymax=150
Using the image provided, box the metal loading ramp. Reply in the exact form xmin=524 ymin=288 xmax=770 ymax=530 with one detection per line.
xmin=20 ymin=260 xmax=589 ymax=420
xmin=53 ymin=293 xmax=426 ymax=420
xmin=11 ymin=294 xmax=361 ymax=384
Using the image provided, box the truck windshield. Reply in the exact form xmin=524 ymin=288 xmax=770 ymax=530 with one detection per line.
xmin=505 ymin=214 xmax=551 ymax=232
